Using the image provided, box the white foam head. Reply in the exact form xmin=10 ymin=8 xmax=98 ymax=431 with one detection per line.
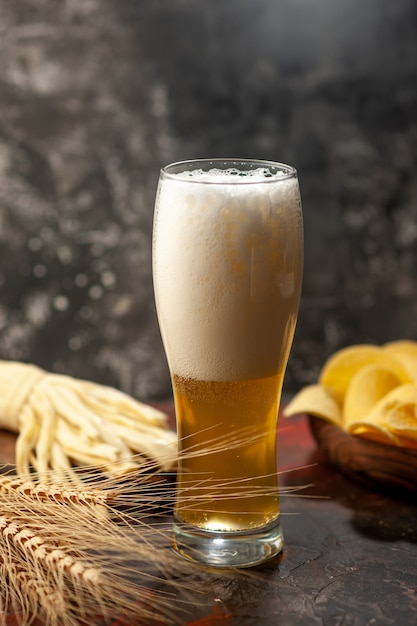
xmin=153 ymin=164 xmax=303 ymax=381
xmin=169 ymin=166 xmax=290 ymax=183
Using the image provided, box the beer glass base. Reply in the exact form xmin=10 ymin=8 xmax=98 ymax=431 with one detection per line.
xmin=171 ymin=517 xmax=284 ymax=568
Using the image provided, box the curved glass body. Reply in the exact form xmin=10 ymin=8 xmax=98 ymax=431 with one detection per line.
xmin=153 ymin=159 xmax=303 ymax=567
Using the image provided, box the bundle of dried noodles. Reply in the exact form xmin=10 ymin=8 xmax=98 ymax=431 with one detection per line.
xmin=0 ymin=360 xmax=177 ymax=480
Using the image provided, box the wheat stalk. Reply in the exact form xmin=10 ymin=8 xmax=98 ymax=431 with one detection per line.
xmin=0 ymin=474 xmax=112 ymax=507
xmin=0 ymin=360 xmax=319 ymax=626
xmin=0 ymin=449 xmax=312 ymax=626
xmin=0 ymin=463 xmax=201 ymax=626
xmin=0 ymin=428 xmax=282 ymax=623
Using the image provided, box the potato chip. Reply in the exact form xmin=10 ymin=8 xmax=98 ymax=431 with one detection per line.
xmin=383 ymin=339 xmax=417 ymax=354
xmin=348 ymin=422 xmax=398 ymax=446
xmin=286 ymin=341 xmax=417 ymax=451
xmin=283 ymin=384 xmax=343 ymax=427
xmin=349 ymin=383 xmax=417 ymax=443
xmin=377 ymin=387 xmax=417 ymax=439
xmin=382 ymin=340 xmax=417 ymax=382
xmin=319 ymin=344 xmax=409 ymax=405
xmin=343 ymin=364 xmax=403 ymax=429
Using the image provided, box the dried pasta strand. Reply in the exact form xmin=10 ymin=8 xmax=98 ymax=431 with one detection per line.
xmin=0 ymin=360 xmax=177 ymax=482
xmin=15 ymin=405 xmax=38 ymax=477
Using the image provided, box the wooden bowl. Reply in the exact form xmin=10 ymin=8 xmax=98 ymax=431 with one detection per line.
xmin=309 ymin=416 xmax=417 ymax=495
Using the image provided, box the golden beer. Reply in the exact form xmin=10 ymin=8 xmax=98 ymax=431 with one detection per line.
xmin=153 ymin=159 xmax=303 ymax=567
xmin=173 ymin=373 xmax=282 ymax=531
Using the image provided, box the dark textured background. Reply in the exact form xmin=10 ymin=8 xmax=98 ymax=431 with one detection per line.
xmin=1 ymin=0 xmax=416 ymax=401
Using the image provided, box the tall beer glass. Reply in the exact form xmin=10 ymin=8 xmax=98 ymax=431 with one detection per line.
xmin=153 ymin=159 xmax=303 ymax=568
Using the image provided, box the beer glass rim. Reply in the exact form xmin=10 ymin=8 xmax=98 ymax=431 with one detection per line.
xmin=160 ymin=158 xmax=297 ymax=184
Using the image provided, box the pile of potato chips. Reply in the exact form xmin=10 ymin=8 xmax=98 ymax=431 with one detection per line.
xmin=284 ymin=340 xmax=417 ymax=449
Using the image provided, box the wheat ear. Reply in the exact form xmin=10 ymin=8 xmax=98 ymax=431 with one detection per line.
xmin=0 ymin=464 xmax=201 ymax=626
